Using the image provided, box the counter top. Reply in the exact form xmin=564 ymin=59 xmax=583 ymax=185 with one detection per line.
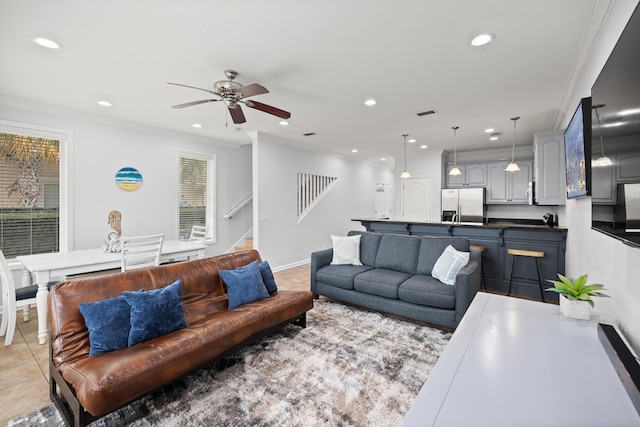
xmin=353 ymin=218 xmax=567 ymax=232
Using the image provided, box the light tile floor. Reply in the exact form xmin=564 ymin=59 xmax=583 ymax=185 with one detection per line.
xmin=0 ymin=263 xmax=311 ymax=426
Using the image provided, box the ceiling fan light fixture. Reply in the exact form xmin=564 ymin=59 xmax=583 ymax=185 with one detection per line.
xmin=279 ymin=120 xmax=289 ymax=126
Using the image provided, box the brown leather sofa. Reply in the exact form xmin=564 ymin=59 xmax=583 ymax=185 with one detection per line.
xmin=48 ymin=250 xmax=314 ymax=427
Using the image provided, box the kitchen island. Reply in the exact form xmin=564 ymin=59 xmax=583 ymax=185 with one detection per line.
xmin=352 ymin=218 xmax=567 ymax=301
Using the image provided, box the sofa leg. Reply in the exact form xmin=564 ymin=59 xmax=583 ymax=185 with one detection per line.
xmin=50 ymin=360 xmax=96 ymax=427
xmin=294 ymin=312 xmax=307 ymax=328
xmin=312 ymin=293 xmax=320 ymax=299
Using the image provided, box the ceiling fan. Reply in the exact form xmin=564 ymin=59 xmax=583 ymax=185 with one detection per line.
xmin=168 ymin=70 xmax=291 ymax=124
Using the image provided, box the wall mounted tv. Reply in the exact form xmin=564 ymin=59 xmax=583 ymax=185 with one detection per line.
xmin=591 ymin=4 xmax=640 ymax=248
xmin=564 ymin=97 xmax=591 ymax=199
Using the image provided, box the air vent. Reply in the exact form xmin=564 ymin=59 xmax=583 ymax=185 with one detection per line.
xmin=417 ymin=110 xmax=437 ymax=117
xmin=303 ymin=132 xmax=316 ymax=136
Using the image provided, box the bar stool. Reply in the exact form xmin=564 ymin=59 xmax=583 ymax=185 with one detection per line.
xmin=507 ymin=248 xmax=545 ymax=302
xmin=470 ymin=245 xmax=487 ymax=291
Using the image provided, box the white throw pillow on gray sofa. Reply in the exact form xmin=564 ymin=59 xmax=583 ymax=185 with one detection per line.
xmin=431 ymin=244 xmax=470 ymax=285
xmin=330 ymin=234 xmax=363 ymax=266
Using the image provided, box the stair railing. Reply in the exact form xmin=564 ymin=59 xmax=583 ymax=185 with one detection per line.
xmin=224 ymin=194 xmax=253 ymax=219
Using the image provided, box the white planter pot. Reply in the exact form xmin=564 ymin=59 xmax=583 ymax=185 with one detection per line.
xmin=559 ymin=295 xmax=591 ymax=320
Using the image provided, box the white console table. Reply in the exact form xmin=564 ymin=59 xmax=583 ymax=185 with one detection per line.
xmin=403 ymin=293 xmax=640 ymax=426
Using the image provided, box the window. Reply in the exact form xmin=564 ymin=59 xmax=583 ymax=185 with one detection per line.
xmin=0 ymin=121 xmax=71 ymax=259
xmin=178 ymin=152 xmax=215 ymax=243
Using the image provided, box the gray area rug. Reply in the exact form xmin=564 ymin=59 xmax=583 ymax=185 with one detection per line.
xmin=10 ymin=300 xmax=451 ymax=427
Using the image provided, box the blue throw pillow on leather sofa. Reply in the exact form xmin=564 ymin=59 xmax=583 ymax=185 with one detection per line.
xmin=123 ymin=280 xmax=188 ymax=346
xmin=259 ymin=261 xmax=278 ymax=293
xmin=221 ymin=261 xmax=270 ymax=308
xmin=79 ymin=295 xmax=132 ymax=356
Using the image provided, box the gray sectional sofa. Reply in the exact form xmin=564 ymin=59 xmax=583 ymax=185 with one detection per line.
xmin=310 ymin=231 xmax=481 ymax=329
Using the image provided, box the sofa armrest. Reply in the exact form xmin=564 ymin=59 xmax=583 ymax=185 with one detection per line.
xmin=310 ymin=248 xmax=333 ymax=293
xmin=453 ymin=249 xmax=482 ymax=326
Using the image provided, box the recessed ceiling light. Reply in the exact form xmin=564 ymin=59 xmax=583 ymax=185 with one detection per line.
xmin=97 ymin=100 xmax=112 ymax=107
xmin=351 ymin=149 xmax=358 ymax=153
xmin=32 ymin=37 xmax=61 ymax=49
xmin=192 ymin=123 xmax=202 ymax=128
xmin=380 ymin=157 xmax=386 ymax=161
xmin=420 ymin=145 xmax=428 ymax=149
xmin=364 ymin=99 xmax=377 ymax=107
xmin=484 ymin=128 xmax=495 ymax=133
xmin=489 ymin=136 xmax=499 ymax=141
xmin=279 ymin=120 xmax=289 ymax=126
xmin=471 ymin=33 xmax=494 ymax=47
xmin=408 ymin=138 xmax=416 ymax=143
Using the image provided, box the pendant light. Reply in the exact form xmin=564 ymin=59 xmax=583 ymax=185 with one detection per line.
xmin=449 ymin=126 xmax=462 ymax=176
xmin=400 ymin=134 xmax=411 ymax=179
xmin=505 ymin=116 xmax=520 ymax=172
xmin=592 ymin=104 xmax=613 ymax=167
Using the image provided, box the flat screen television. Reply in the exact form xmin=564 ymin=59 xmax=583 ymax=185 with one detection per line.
xmin=590 ymin=3 xmax=640 ymax=248
xmin=564 ymin=97 xmax=591 ymax=199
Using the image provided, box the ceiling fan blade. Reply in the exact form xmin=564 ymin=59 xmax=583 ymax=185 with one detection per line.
xmin=171 ymin=99 xmax=219 ymax=109
xmin=228 ymin=106 xmax=246 ymax=124
xmin=236 ymin=83 xmax=269 ymax=98
xmin=167 ymin=82 xmax=217 ymax=95
xmin=245 ymin=100 xmax=291 ymax=119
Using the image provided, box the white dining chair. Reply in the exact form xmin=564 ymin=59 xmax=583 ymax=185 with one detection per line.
xmin=189 ymin=225 xmax=208 ymax=243
xmin=120 ymin=234 xmax=165 ymax=272
xmin=0 ymin=249 xmax=38 ymax=346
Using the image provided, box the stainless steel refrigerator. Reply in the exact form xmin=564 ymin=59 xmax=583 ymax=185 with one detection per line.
xmin=441 ymin=188 xmax=485 ymax=223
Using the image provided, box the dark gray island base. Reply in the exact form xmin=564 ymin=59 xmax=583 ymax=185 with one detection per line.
xmin=353 ymin=219 xmax=567 ymax=302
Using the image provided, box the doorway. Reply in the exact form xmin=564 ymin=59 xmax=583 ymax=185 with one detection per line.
xmin=401 ymin=177 xmax=432 ymax=222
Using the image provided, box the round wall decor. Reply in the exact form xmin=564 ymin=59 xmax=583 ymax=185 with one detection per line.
xmin=115 ymin=167 xmax=143 ymax=191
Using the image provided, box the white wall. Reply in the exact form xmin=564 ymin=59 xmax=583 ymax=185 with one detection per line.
xmin=252 ymin=132 xmax=394 ymax=268
xmin=561 ymin=0 xmax=640 ymax=353
xmin=0 ymin=103 xmax=253 ymax=257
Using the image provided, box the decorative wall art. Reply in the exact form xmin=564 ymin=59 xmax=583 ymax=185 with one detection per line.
xmin=115 ymin=167 xmax=143 ymax=191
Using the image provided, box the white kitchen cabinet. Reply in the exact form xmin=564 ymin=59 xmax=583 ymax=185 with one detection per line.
xmin=445 ymin=164 xmax=487 ymax=187
xmin=487 ymin=161 xmax=532 ymax=204
xmin=534 ymin=130 xmax=565 ymax=205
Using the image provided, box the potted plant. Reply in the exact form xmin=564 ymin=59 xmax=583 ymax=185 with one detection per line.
xmin=546 ymin=274 xmax=608 ymax=320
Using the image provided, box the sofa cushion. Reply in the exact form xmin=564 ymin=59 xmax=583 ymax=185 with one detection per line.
xmin=417 ymin=236 xmax=470 ymax=275
xmin=431 ymin=245 xmax=470 ymax=285
xmin=79 ymin=295 xmax=132 ymax=356
xmin=259 ymin=261 xmax=278 ymax=293
xmin=398 ymin=275 xmax=456 ymax=309
xmin=220 ymin=261 xmax=270 ymax=309
xmin=354 ymin=268 xmax=412 ymax=299
xmin=374 ymin=234 xmax=421 ymax=275
xmin=348 ymin=231 xmax=382 ymax=266
xmin=123 ymin=280 xmax=188 ymax=346
xmin=316 ymin=264 xmax=374 ymax=290
xmin=330 ymin=234 xmax=363 ymax=265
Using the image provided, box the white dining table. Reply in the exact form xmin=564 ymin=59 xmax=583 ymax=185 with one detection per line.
xmin=17 ymin=240 xmax=206 ymax=344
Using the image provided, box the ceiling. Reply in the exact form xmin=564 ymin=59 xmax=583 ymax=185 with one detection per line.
xmin=0 ymin=0 xmax=611 ymax=166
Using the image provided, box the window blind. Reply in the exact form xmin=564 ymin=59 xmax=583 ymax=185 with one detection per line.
xmin=0 ymin=133 xmax=60 ymax=258
xmin=178 ymin=156 xmax=208 ymax=240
